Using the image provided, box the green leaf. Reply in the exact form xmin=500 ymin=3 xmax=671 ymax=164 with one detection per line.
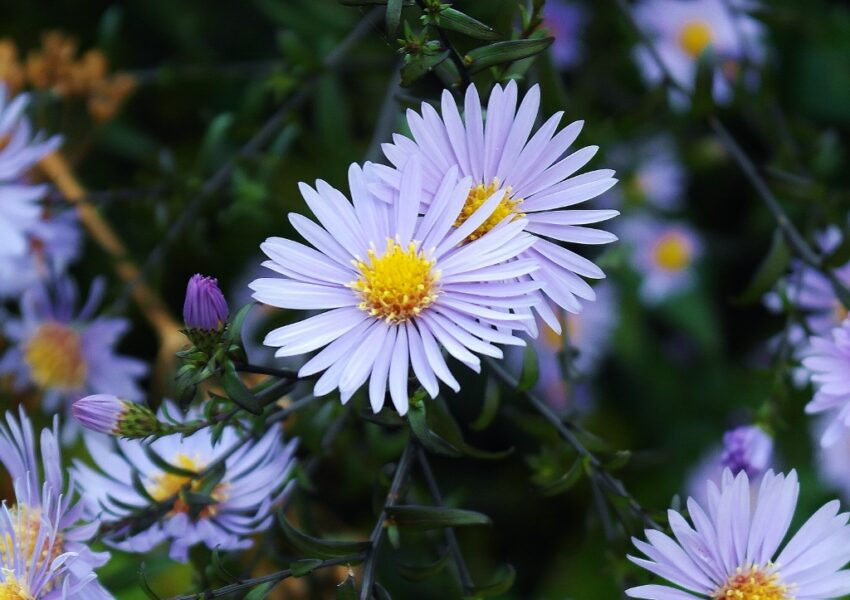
xmin=387 ymin=505 xmax=492 ymax=530
xmin=397 ymin=550 xmax=450 ymax=582
xmin=386 ymin=0 xmax=402 ymax=36
xmin=734 ymin=229 xmax=791 ymax=304
xmin=517 ymin=344 xmax=539 ymax=392
xmin=278 ymin=512 xmax=371 ymax=559
xmin=225 ymin=303 xmax=253 ymax=344
xmin=691 ymin=51 xmax=715 ymax=117
xmin=407 ymin=401 xmax=463 ymax=457
xmin=138 ymin=564 xmax=161 ymax=599
xmin=211 ymin=548 xmax=240 ymax=583
xmin=400 ymin=50 xmax=451 ymax=86
xmin=541 ymin=460 xmax=583 ymax=496
xmin=437 ymin=8 xmax=499 ymax=40
xmin=470 ymin=377 xmax=500 ymax=431
xmin=429 ymin=398 xmax=513 ymax=460
xmin=244 ymin=582 xmax=274 ymax=600
xmin=465 ymin=38 xmax=553 ymax=74
xmin=222 ymin=361 xmax=262 ymax=414
xmin=196 ymin=113 xmax=234 ymax=173
xmin=605 ymin=450 xmax=632 ymax=471
xmin=143 ymin=446 xmax=197 ymax=477
xmin=463 ymin=565 xmax=516 ymax=598
xmin=291 ymin=558 xmax=324 ymax=577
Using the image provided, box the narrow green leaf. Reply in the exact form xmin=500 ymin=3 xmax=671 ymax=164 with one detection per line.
xmin=138 ymin=564 xmax=160 ymax=599
xmin=397 ymin=550 xmax=450 ymax=582
xmin=605 ymin=450 xmax=632 ymax=471
xmin=692 ymin=51 xmax=716 ymax=117
xmin=222 ymin=361 xmax=262 ymax=414
xmin=278 ymin=512 xmax=371 ymax=559
xmin=407 ymin=402 xmax=463 ymax=457
xmin=517 ymin=345 xmax=539 ymax=392
xmin=387 ymin=505 xmax=492 ymax=530
xmin=386 ymin=0 xmax=402 ymax=36
xmin=465 ymin=38 xmax=553 ymax=74
xmin=463 ymin=565 xmax=516 ymax=598
xmin=143 ymin=446 xmax=197 ymax=477
xmin=197 ymin=113 xmax=234 ymax=173
xmin=734 ymin=228 xmax=791 ymax=304
xmin=400 ymin=50 xmax=451 ymax=86
xmin=291 ymin=558 xmax=324 ymax=577
xmin=542 ymin=460 xmax=583 ymax=496
xmin=437 ymin=8 xmax=499 ymax=40
xmin=470 ymin=377 xmax=500 ymax=431
xmin=211 ymin=548 xmax=240 ymax=583
xmin=244 ymin=582 xmax=274 ymax=600
xmin=224 ymin=303 xmax=253 ymax=344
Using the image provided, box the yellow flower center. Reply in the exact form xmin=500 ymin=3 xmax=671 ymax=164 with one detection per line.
xmin=0 ymin=505 xmax=63 ymax=596
xmin=653 ymin=232 xmax=692 ymax=272
xmin=679 ymin=21 xmax=713 ymax=58
xmin=0 ymin=578 xmax=30 ymax=600
xmin=454 ymin=179 xmax=524 ymax=243
xmin=713 ymin=565 xmax=790 ymax=600
xmin=147 ymin=454 xmax=228 ymax=518
xmin=23 ymin=322 xmax=87 ymax=391
xmin=350 ymin=238 xmax=439 ymax=324
xmin=833 ymin=300 xmax=848 ymax=324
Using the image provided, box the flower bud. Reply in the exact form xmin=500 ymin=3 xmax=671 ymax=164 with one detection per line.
xmin=72 ymin=394 xmax=160 ymax=438
xmin=183 ymin=274 xmax=229 ymax=331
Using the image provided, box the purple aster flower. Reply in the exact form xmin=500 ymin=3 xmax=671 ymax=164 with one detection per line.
xmin=250 ymin=160 xmax=541 ymax=414
xmin=543 ymin=1 xmax=587 ymax=69
xmin=369 ymin=81 xmax=619 ymax=333
xmin=814 ymin=416 xmax=850 ymax=504
xmin=183 ymin=273 xmax=229 ymax=330
xmin=802 ymin=319 xmax=850 ymax=447
xmin=0 ymin=277 xmax=148 ymax=422
xmin=73 ymin=402 xmax=298 ymax=562
xmin=0 ymin=85 xmax=61 ymax=181
xmin=619 ymin=215 xmax=701 ymax=304
xmin=686 ymin=425 xmax=774 ymax=504
xmin=628 ymin=469 xmax=850 ymax=599
xmin=633 ymin=0 xmax=765 ymax=107
xmin=0 ymin=407 xmax=112 ymax=599
xmin=607 ymin=136 xmax=686 ymax=211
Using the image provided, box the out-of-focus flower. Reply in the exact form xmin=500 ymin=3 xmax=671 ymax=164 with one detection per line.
xmin=0 ymin=407 xmax=112 ymax=599
xmin=633 ymin=0 xmax=765 ymax=106
xmin=0 ymin=277 xmax=147 ymax=417
xmin=251 ymin=161 xmax=541 ymax=415
xmin=802 ymin=318 xmax=850 ymax=447
xmin=183 ymin=273 xmax=229 ymax=331
xmin=0 ymin=39 xmax=25 ymax=93
xmin=814 ymin=416 xmax=850 ymax=503
xmin=607 ymin=136 xmax=686 ymax=211
xmin=543 ymin=1 xmax=587 ymax=69
xmin=73 ymin=402 xmax=298 ymax=562
xmin=370 ymin=82 xmax=618 ymax=332
xmin=627 ymin=469 xmax=850 ymax=599
xmin=686 ymin=424 xmax=774 ymax=504
xmin=72 ymin=394 xmax=160 ymax=438
xmin=620 ymin=215 xmax=701 ymax=303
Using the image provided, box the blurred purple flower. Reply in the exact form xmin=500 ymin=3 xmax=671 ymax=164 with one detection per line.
xmin=606 ymin=136 xmax=686 ymax=211
xmin=814 ymin=415 xmax=850 ymax=504
xmin=543 ymin=1 xmax=587 ymax=69
xmin=802 ymin=318 xmax=850 ymax=447
xmin=183 ymin=273 xmax=229 ymax=330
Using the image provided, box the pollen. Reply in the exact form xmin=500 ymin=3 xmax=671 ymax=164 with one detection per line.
xmin=679 ymin=21 xmax=713 ymax=58
xmin=0 ymin=504 xmax=63 ymax=594
xmin=653 ymin=231 xmax=692 ymax=272
xmin=23 ymin=322 xmax=87 ymax=391
xmin=454 ymin=179 xmax=524 ymax=243
xmin=147 ymin=454 xmax=229 ymax=518
xmin=0 ymin=579 xmax=30 ymax=600
xmin=713 ymin=565 xmax=790 ymax=600
xmin=350 ymin=238 xmax=439 ymax=324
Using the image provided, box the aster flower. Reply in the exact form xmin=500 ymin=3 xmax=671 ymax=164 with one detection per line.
xmin=620 ymin=215 xmax=701 ymax=304
xmin=0 ymin=407 xmax=112 ymax=599
xmin=183 ymin=273 xmax=229 ymax=331
xmin=369 ymin=81 xmax=618 ymax=331
xmin=0 ymin=277 xmax=148 ymax=418
xmin=251 ymin=161 xmax=541 ymax=414
xmin=801 ymin=318 xmax=850 ymax=447
xmin=72 ymin=402 xmax=298 ymax=562
xmin=686 ymin=425 xmax=774 ymax=504
xmin=607 ymin=136 xmax=686 ymax=211
xmin=814 ymin=416 xmax=850 ymax=503
xmin=543 ymin=0 xmax=587 ymax=69
xmin=633 ymin=0 xmax=765 ymax=106
xmin=72 ymin=394 xmax=159 ymax=438
xmin=627 ymin=469 xmax=850 ymax=599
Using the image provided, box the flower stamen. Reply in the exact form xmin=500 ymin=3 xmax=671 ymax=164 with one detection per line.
xmin=454 ymin=178 xmax=524 ymax=243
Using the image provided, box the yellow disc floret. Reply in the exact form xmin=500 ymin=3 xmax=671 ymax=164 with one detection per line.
xmin=0 ymin=578 xmax=31 ymax=600
xmin=653 ymin=232 xmax=692 ymax=272
xmin=713 ymin=565 xmax=790 ymax=600
xmin=0 ymin=504 xmax=63 ymax=597
xmin=454 ymin=179 xmax=524 ymax=243
xmin=679 ymin=21 xmax=713 ymax=58
xmin=23 ymin=322 xmax=87 ymax=391
xmin=350 ymin=238 xmax=439 ymax=324
xmin=147 ymin=454 xmax=228 ymax=518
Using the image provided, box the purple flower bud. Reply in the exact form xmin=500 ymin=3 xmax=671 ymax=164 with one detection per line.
xmin=720 ymin=425 xmax=774 ymax=478
xmin=73 ymin=394 xmax=160 ymax=438
xmin=183 ymin=274 xmax=229 ymax=331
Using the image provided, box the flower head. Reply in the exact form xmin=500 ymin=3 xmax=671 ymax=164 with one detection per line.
xmin=369 ymin=81 xmax=618 ymax=334
xmin=628 ymin=469 xmax=850 ymax=599
xmin=0 ymin=407 xmax=112 ymax=599
xmin=73 ymin=402 xmax=297 ymax=562
xmin=608 ymin=136 xmax=686 ymax=210
xmin=813 ymin=416 xmax=850 ymax=504
xmin=72 ymin=394 xmax=159 ymax=438
xmin=543 ymin=1 xmax=587 ymax=69
xmin=251 ymin=160 xmax=542 ymax=414
xmin=620 ymin=215 xmax=701 ymax=303
xmin=183 ymin=273 xmax=229 ymax=331
xmin=802 ymin=318 xmax=850 ymax=447
xmin=633 ymin=0 xmax=765 ymax=106
xmin=0 ymin=277 xmax=148 ymax=420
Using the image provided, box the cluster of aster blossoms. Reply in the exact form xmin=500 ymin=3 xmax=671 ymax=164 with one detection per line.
xmin=0 ymin=408 xmax=111 ymax=599
xmin=249 ymin=81 xmax=619 ymax=413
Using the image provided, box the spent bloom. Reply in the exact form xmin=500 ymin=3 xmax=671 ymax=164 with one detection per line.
xmin=369 ymin=81 xmax=618 ymax=332
xmin=543 ymin=0 xmax=587 ymax=69
xmin=0 ymin=277 xmax=148 ymax=419
xmin=73 ymin=402 xmax=297 ymax=562
xmin=183 ymin=273 xmax=229 ymax=331
xmin=627 ymin=469 xmax=850 ymax=599
xmin=0 ymin=408 xmax=112 ymax=599
xmin=620 ymin=215 xmax=701 ymax=304
xmin=801 ymin=318 xmax=850 ymax=447
xmin=251 ymin=161 xmax=541 ymax=414
xmin=633 ymin=0 xmax=765 ymax=106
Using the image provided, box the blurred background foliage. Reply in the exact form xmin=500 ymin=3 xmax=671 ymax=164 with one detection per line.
xmin=4 ymin=0 xmax=850 ymax=598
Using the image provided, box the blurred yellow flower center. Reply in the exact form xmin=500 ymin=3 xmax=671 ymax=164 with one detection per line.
xmin=712 ymin=565 xmax=789 ymax=599
xmin=0 ymin=505 xmax=63 ymax=594
xmin=542 ymin=313 xmax=582 ymax=352
xmin=833 ymin=300 xmax=848 ymax=324
xmin=0 ymin=579 xmax=30 ymax=600
xmin=350 ymin=238 xmax=439 ymax=324
xmin=24 ymin=322 xmax=87 ymax=391
xmin=679 ymin=21 xmax=713 ymax=58
xmin=455 ymin=179 xmax=524 ymax=243
xmin=653 ymin=233 xmax=692 ymax=272
xmin=148 ymin=454 xmax=228 ymax=518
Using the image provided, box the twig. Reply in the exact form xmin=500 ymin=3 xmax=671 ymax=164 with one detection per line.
xmin=360 ymin=439 xmax=417 ymax=600
xmin=235 ymin=363 xmax=302 ymax=380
